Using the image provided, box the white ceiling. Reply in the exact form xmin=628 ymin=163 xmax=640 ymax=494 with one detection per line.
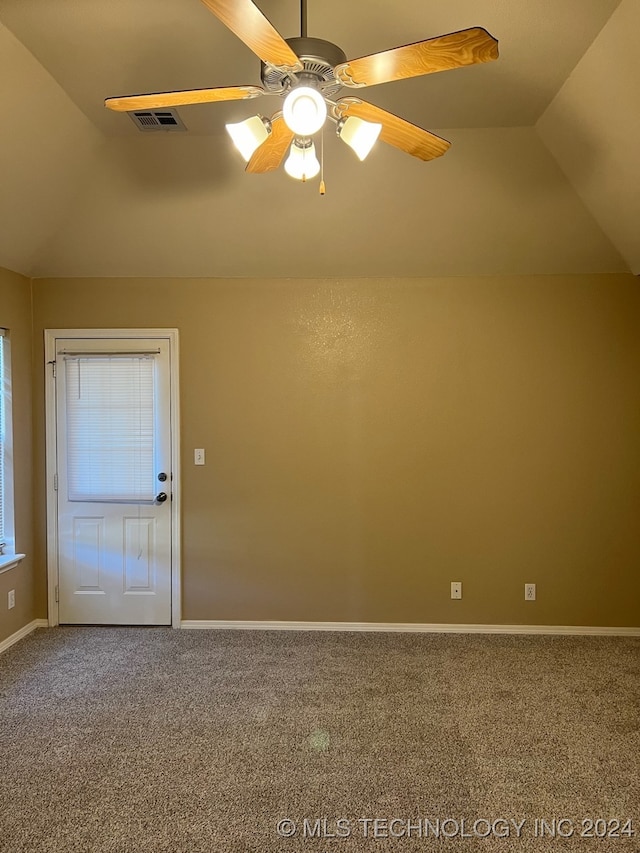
xmin=0 ymin=0 xmax=637 ymax=278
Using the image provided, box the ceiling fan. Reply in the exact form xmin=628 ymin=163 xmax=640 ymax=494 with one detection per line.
xmin=105 ymin=0 xmax=499 ymax=186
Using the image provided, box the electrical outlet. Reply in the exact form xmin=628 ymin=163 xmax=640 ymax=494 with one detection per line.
xmin=8 ymin=589 xmax=15 ymax=609
xmin=451 ymin=582 xmax=462 ymax=600
xmin=525 ymin=583 xmax=536 ymax=601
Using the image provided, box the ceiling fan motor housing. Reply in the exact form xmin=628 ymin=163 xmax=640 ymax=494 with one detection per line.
xmin=260 ymin=37 xmax=347 ymax=96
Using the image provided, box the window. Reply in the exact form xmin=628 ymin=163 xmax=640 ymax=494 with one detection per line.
xmin=0 ymin=329 xmax=25 ymax=573
xmin=0 ymin=329 xmax=8 ymax=550
xmin=64 ymin=355 xmax=156 ymax=502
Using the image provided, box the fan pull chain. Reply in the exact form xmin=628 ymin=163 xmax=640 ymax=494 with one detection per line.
xmin=319 ymin=126 xmax=326 ymax=195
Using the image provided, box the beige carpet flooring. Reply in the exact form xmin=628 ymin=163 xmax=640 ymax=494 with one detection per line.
xmin=0 ymin=627 xmax=638 ymax=852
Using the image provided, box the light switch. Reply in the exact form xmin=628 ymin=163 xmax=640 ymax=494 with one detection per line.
xmin=194 ymin=448 xmax=205 ymax=465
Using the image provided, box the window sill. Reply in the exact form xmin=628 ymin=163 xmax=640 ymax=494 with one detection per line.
xmin=0 ymin=554 xmax=26 ymax=575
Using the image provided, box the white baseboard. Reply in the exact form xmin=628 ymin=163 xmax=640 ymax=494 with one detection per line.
xmin=0 ymin=619 xmax=48 ymax=655
xmin=180 ymin=620 xmax=640 ymax=636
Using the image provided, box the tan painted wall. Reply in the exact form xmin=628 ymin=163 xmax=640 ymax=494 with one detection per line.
xmin=32 ymin=274 xmax=640 ymax=627
xmin=0 ymin=267 xmax=36 ymax=643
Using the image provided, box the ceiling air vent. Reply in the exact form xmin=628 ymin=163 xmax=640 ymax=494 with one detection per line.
xmin=129 ymin=109 xmax=187 ymax=132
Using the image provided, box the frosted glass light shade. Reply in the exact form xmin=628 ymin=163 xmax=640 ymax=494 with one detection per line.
xmin=282 ymin=87 xmax=327 ymax=136
xmin=225 ymin=115 xmax=270 ymax=161
xmin=338 ymin=116 xmax=382 ymax=161
xmin=284 ymin=139 xmax=320 ymax=181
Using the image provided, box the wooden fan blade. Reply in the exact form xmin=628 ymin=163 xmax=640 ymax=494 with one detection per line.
xmin=337 ymin=99 xmax=450 ymax=161
xmin=246 ymin=114 xmax=294 ymax=173
xmin=200 ymin=0 xmax=302 ymax=71
xmin=335 ymin=27 xmax=498 ymax=88
xmin=105 ymin=85 xmax=265 ymax=112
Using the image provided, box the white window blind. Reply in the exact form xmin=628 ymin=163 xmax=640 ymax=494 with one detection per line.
xmin=0 ymin=330 xmax=5 ymax=546
xmin=65 ymin=356 xmax=156 ymax=502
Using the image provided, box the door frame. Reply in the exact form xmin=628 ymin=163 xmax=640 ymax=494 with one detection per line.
xmin=44 ymin=328 xmax=181 ymax=628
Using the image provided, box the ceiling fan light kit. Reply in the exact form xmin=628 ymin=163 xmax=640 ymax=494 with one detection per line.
xmin=282 ymin=85 xmax=327 ymax=136
xmin=105 ymin=0 xmax=499 ymax=188
xmin=226 ymin=114 xmax=271 ymax=161
xmin=337 ymin=116 xmax=382 ymax=161
xmin=284 ymin=138 xmax=320 ymax=181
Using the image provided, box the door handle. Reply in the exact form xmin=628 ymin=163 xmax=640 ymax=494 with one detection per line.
xmin=155 ymin=492 xmax=168 ymax=503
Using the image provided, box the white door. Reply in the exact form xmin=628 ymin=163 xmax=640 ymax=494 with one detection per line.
xmin=55 ymin=338 xmax=172 ymax=625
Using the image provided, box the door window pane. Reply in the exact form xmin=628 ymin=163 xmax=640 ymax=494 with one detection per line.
xmin=65 ymin=356 xmax=156 ymax=501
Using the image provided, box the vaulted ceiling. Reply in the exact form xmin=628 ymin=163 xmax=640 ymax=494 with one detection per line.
xmin=0 ymin=0 xmax=637 ymax=278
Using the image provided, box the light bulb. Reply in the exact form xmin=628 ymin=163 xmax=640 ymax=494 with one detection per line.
xmin=282 ymin=86 xmax=327 ymax=136
xmin=284 ymin=139 xmax=320 ymax=181
xmin=337 ymin=116 xmax=382 ymax=161
xmin=225 ymin=115 xmax=270 ymax=161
